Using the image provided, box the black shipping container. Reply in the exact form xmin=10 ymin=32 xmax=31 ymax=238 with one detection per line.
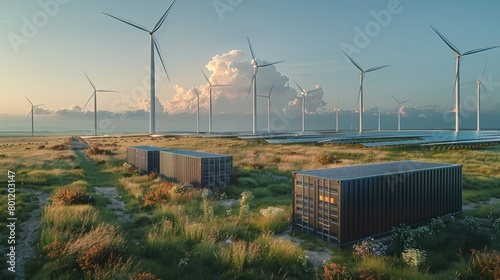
xmin=159 ymin=149 xmax=232 ymax=189
xmin=127 ymin=146 xmax=172 ymax=173
xmin=292 ymin=160 xmax=462 ymax=246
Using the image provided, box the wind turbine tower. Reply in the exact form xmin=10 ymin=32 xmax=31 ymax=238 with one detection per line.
xmin=333 ymin=97 xmax=341 ymax=132
xmin=342 ymin=51 xmax=389 ymax=133
xmin=83 ymin=72 xmax=118 ymax=136
xmin=257 ymin=83 xmax=274 ymax=133
xmin=464 ymin=63 xmax=493 ymax=131
xmin=430 ymin=25 xmax=499 ymax=132
xmin=392 ymin=96 xmax=409 ymax=132
xmin=25 ymin=96 xmax=46 ymax=137
xmin=294 ymin=81 xmax=322 ymax=133
xmin=201 ymin=69 xmax=229 ymax=134
xmin=103 ymin=0 xmax=176 ymax=135
xmin=372 ymin=105 xmax=381 ymax=131
xmin=193 ymin=87 xmax=201 ymax=134
xmin=247 ymin=36 xmax=284 ymax=134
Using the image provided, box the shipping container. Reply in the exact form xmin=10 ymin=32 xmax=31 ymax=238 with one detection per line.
xmin=127 ymin=146 xmax=172 ymax=173
xmin=159 ymin=149 xmax=232 ymax=189
xmin=292 ymin=160 xmax=462 ymax=246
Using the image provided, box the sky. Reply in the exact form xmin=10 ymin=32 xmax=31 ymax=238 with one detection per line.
xmin=1 ymin=0 xmax=500 ymax=128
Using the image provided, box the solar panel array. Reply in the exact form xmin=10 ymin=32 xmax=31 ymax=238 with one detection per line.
xmin=256 ymin=130 xmax=500 ymax=148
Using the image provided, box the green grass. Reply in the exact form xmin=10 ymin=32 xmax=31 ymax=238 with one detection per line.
xmin=3 ymin=136 xmax=500 ymax=279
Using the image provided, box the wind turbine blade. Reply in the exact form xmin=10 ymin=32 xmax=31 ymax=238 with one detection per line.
xmin=268 ymin=83 xmax=275 ymax=98
xmin=355 ymin=90 xmax=360 ymax=109
xmin=401 ymin=99 xmax=410 ymax=104
xmin=485 ymin=89 xmax=493 ymax=106
xmin=82 ymin=93 xmax=95 ymax=110
xmin=247 ymin=36 xmax=256 ymax=61
xmin=461 ymin=81 xmax=476 ymax=85
xmin=480 ymin=83 xmax=494 ymax=106
xmin=102 ymin=12 xmax=150 ymax=33
xmin=365 ymin=65 xmax=390 ymax=73
xmin=246 ymin=74 xmax=254 ymax=99
xmin=462 ymin=46 xmax=500 ymax=56
xmin=306 ymin=88 xmax=322 ymax=94
xmin=24 ymin=95 xmax=33 ymax=106
xmin=341 ymin=50 xmax=364 ymax=72
xmin=430 ymin=25 xmax=461 ymax=55
xmin=392 ymin=96 xmax=401 ymax=103
xmin=153 ymin=36 xmax=170 ymax=82
xmin=84 ymin=72 xmax=96 ymax=90
xmin=34 ymin=103 xmax=46 ymax=107
xmin=452 ymin=69 xmax=458 ymax=96
xmin=293 ymin=81 xmax=306 ymax=95
xmin=152 ymin=0 xmax=176 ymax=33
xmin=480 ymin=62 xmax=487 ymax=82
xmin=260 ymin=60 xmax=286 ymax=67
xmin=96 ymin=90 xmax=118 ymax=93
xmin=193 ymin=87 xmax=199 ymax=98
xmin=27 ymin=108 xmax=32 ymax=119
xmin=201 ymin=69 xmax=211 ymax=85
xmin=212 ymin=84 xmax=230 ymax=87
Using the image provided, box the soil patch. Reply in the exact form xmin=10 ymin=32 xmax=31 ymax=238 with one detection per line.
xmin=94 ymin=187 xmax=131 ymax=223
xmin=16 ymin=189 xmax=50 ymax=280
xmin=277 ymin=227 xmax=333 ymax=268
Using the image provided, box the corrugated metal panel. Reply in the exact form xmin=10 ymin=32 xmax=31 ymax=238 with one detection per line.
xmin=127 ymin=146 xmax=171 ymax=173
xmin=293 ymin=161 xmax=462 ymax=246
xmin=159 ymin=150 xmax=232 ymax=189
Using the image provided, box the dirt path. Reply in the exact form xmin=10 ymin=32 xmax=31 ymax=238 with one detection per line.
xmin=16 ymin=189 xmax=50 ymax=280
xmin=94 ymin=187 xmax=131 ymax=223
xmin=276 ymin=227 xmax=333 ymax=267
xmin=69 ymin=136 xmax=89 ymax=150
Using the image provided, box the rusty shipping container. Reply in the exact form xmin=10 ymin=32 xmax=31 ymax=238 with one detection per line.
xmin=127 ymin=146 xmax=172 ymax=173
xmin=292 ymin=160 xmax=462 ymax=246
xmin=159 ymin=149 xmax=232 ymax=189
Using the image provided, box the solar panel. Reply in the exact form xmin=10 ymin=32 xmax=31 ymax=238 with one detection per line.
xmin=262 ymin=130 xmax=500 ymax=148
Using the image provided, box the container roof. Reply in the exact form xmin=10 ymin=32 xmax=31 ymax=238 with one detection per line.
xmin=161 ymin=149 xmax=231 ymax=158
xmin=295 ymin=161 xmax=460 ymax=180
xmin=129 ymin=146 xmax=172 ymax=151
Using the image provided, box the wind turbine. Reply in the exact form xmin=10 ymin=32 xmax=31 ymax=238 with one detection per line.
xmin=430 ymin=25 xmax=499 ymax=132
xmin=342 ymin=50 xmax=389 ymax=133
xmin=333 ymin=97 xmax=341 ymax=132
xmin=201 ymin=69 xmax=229 ymax=134
xmin=24 ymin=96 xmax=45 ymax=137
xmin=392 ymin=96 xmax=409 ymax=132
xmin=247 ymin=36 xmax=285 ymax=134
xmin=372 ymin=105 xmax=381 ymax=131
xmin=257 ymin=83 xmax=274 ymax=133
xmin=463 ymin=63 xmax=493 ymax=131
xmin=82 ymin=72 xmax=118 ymax=136
xmin=103 ymin=0 xmax=176 ymax=135
xmin=294 ymin=81 xmax=322 ymax=133
xmin=193 ymin=87 xmax=201 ymax=134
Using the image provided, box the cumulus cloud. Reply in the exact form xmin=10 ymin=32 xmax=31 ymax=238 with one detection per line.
xmin=398 ymin=106 xmax=441 ymax=119
xmin=137 ymin=96 xmax=163 ymax=113
xmin=55 ymin=105 xmax=83 ymax=116
xmin=33 ymin=107 xmax=51 ymax=115
xmin=286 ymin=85 xmax=327 ymax=114
xmin=161 ymin=50 xmax=327 ymax=115
xmin=69 ymin=105 xmax=82 ymax=112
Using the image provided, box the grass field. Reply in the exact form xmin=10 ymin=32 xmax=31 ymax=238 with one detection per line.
xmin=0 ymin=135 xmax=499 ymax=279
